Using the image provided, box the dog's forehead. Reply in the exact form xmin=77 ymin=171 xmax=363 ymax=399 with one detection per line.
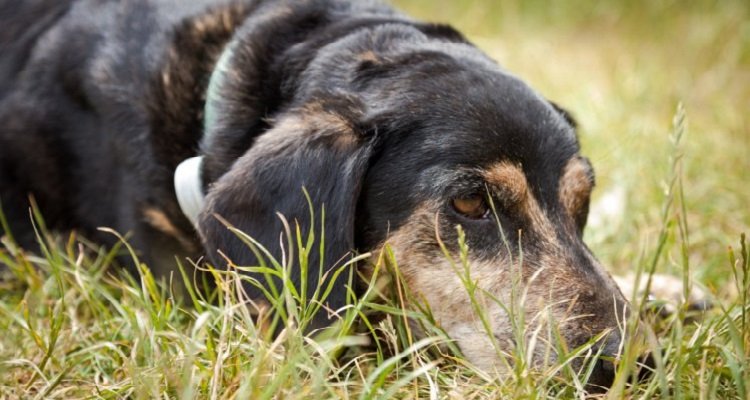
xmin=368 ymin=46 xmax=578 ymax=153
xmin=383 ymin=68 xmax=580 ymax=191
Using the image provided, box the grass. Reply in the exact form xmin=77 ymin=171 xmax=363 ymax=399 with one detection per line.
xmin=1 ymin=0 xmax=749 ymax=398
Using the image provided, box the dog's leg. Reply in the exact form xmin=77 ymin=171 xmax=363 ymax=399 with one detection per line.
xmin=0 ymin=134 xmax=43 ymax=251
xmin=0 ymin=167 xmax=38 ymax=252
xmin=0 ymin=100 xmax=72 ymax=253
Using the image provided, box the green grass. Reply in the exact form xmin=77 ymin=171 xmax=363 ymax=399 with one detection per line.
xmin=1 ymin=0 xmax=749 ymax=398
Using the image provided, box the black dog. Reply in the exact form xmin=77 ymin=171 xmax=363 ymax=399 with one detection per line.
xmin=0 ymin=0 xmax=630 ymax=386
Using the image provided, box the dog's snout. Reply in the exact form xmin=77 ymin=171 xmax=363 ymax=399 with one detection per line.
xmin=636 ymin=352 xmax=656 ymax=381
xmin=589 ymin=332 xmax=623 ymax=388
xmin=586 ymin=331 xmax=623 ymax=389
xmin=600 ymin=331 xmax=623 ymax=360
xmin=586 ymin=330 xmax=656 ymax=391
xmin=589 ymin=360 xmax=616 ymax=390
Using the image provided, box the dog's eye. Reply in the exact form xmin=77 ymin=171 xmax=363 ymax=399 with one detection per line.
xmin=452 ymin=194 xmax=489 ymax=219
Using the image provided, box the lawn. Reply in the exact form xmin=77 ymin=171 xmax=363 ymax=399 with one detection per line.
xmin=1 ymin=0 xmax=749 ymax=398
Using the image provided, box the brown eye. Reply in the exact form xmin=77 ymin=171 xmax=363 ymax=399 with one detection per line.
xmin=452 ymin=194 xmax=489 ymax=219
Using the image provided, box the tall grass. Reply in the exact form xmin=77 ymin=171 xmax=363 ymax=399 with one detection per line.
xmin=1 ymin=105 xmax=748 ymax=398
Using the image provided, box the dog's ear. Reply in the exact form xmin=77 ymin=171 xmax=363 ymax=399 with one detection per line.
xmin=198 ymin=105 xmax=373 ymax=330
xmin=548 ymin=101 xmax=578 ymax=129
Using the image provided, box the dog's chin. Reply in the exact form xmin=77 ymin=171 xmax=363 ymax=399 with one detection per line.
xmin=440 ymin=316 xmax=633 ymax=391
xmin=448 ymin=324 xmax=515 ymax=374
xmin=458 ymin=338 xmax=619 ymax=392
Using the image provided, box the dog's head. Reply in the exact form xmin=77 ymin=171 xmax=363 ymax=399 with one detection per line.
xmin=197 ymin=19 xmax=628 ymax=386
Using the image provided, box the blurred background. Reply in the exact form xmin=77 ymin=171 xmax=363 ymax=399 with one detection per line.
xmin=393 ymin=0 xmax=749 ymax=296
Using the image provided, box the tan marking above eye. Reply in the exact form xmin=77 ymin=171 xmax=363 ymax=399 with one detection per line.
xmin=482 ymin=162 xmax=528 ymax=205
xmin=559 ymin=157 xmax=594 ymax=216
xmin=452 ymin=194 xmax=489 ymax=219
xmin=481 ymin=161 xmax=564 ymax=243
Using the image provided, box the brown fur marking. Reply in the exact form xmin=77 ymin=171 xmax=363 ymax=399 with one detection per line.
xmin=143 ymin=207 xmax=196 ymax=251
xmin=358 ymin=50 xmax=380 ymax=63
xmin=483 ymin=162 xmax=558 ymax=247
xmin=559 ymin=158 xmax=593 ymax=217
xmin=300 ymin=102 xmax=362 ymax=150
xmin=482 ymin=162 xmax=528 ymax=204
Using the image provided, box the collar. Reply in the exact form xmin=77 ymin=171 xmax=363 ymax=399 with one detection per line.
xmin=174 ymin=156 xmax=206 ymax=228
xmin=174 ymin=43 xmax=233 ymax=228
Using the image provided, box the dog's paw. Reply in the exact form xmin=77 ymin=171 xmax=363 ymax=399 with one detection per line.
xmin=613 ymin=273 xmax=713 ymax=318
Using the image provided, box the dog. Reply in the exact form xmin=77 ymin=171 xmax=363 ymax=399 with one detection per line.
xmin=1 ymin=0 xmax=642 ymax=387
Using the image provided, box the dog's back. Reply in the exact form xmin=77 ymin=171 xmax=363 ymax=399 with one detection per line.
xmin=0 ymin=0 xmax=76 ymax=94
xmin=0 ymin=0 xmax=251 ymax=254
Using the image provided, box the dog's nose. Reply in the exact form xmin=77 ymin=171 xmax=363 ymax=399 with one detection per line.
xmin=585 ymin=331 xmax=655 ymax=391
xmin=586 ymin=332 xmax=623 ymax=390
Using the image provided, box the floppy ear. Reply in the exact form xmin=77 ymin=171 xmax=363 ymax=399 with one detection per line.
xmin=198 ymin=107 xmax=373 ymax=329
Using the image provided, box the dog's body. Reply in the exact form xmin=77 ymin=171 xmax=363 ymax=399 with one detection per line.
xmin=1 ymin=0 xmax=260 ymax=263
xmin=1 ymin=0 xmax=631 ymax=386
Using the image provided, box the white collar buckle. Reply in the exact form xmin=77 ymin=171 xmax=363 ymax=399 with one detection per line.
xmin=174 ymin=156 xmax=206 ymax=228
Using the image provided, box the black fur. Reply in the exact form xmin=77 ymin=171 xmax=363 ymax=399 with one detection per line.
xmin=0 ymin=0 xmax=611 ymax=373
